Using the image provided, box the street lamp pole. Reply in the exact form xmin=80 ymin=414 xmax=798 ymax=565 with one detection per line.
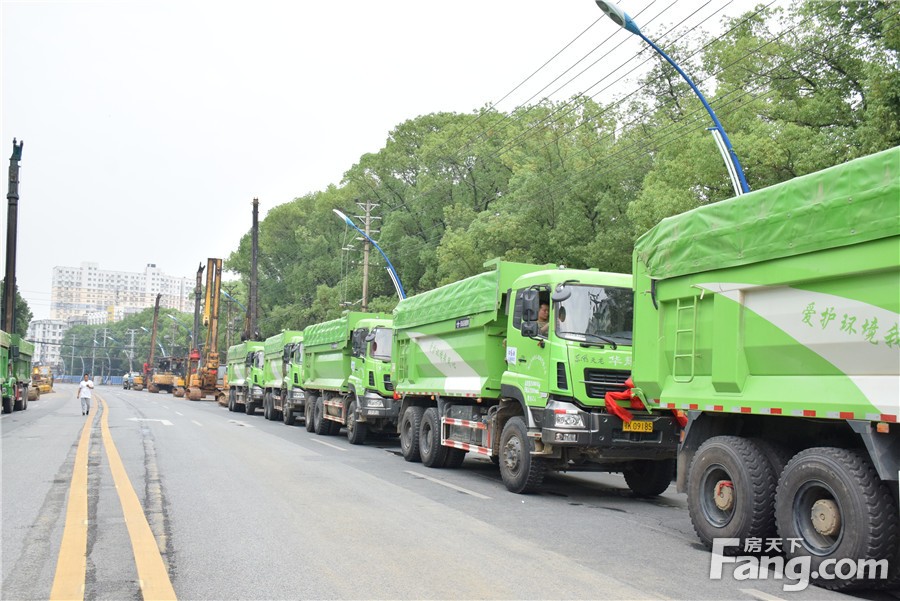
xmin=594 ymin=0 xmax=750 ymax=196
xmin=333 ymin=209 xmax=406 ymax=300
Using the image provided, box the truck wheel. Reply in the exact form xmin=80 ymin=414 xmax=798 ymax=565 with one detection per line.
xmin=775 ymin=447 xmax=899 ymax=591
xmin=749 ymin=438 xmax=793 ymax=482
xmin=148 ymin=383 xmax=159 ymax=393
xmin=499 ymin=416 xmax=546 ymax=494
xmin=624 ymin=459 xmax=675 ymax=497
xmin=283 ymin=403 xmax=296 ymax=426
xmin=444 ymin=448 xmax=467 ymax=469
xmin=245 ymin=397 xmax=256 ymax=415
xmin=687 ymin=436 xmax=777 ymax=549
xmin=188 ymin=387 xmax=202 ymax=401
xmin=263 ymin=393 xmax=273 ymax=420
xmin=420 ymin=407 xmax=449 ymax=468
xmin=228 ymin=389 xmax=236 ymax=412
xmin=400 ymin=407 xmax=424 ymax=463
xmin=314 ymin=397 xmax=330 ymax=435
xmin=304 ymin=397 xmax=316 ymax=432
xmin=347 ymin=401 xmax=367 ymax=445
xmin=1 ymin=397 xmax=11 ymax=414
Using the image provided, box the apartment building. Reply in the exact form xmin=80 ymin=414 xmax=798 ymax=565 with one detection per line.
xmin=50 ymin=262 xmax=192 ymax=323
xmin=26 ymin=319 xmax=67 ymax=369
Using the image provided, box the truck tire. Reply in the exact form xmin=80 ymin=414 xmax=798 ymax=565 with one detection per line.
xmin=420 ymin=407 xmax=449 ymax=468
xmin=1 ymin=396 xmax=11 ymax=414
xmin=749 ymin=438 xmax=793 ymax=482
xmin=148 ymin=383 xmax=159 ymax=393
xmin=444 ymin=448 xmax=467 ymax=469
xmin=623 ymin=459 xmax=675 ymax=497
xmin=347 ymin=401 xmax=367 ymax=445
xmin=775 ymin=447 xmax=899 ymax=591
xmin=687 ymin=436 xmax=777 ymax=550
xmin=245 ymin=397 xmax=256 ymax=415
xmin=400 ymin=406 xmax=424 ymax=463
xmin=314 ymin=397 xmax=330 ymax=435
xmin=304 ymin=396 xmax=316 ymax=432
xmin=228 ymin=389 xmax=236 ymax=412
xmin=263 ymin=392 xmax=273 ymax=420
xmin=499 ymin=416 xmax=546 ymax=494
xmin=283 ymin=404 xmax=296 ymax=426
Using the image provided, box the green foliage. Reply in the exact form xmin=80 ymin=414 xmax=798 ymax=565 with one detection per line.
xmin=221 ymin=0 xmax=897 ymax=333
xmin=0 ymin=279 xmax=32 ymax=338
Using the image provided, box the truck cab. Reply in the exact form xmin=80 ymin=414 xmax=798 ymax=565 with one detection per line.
xmin=346 ymin=317 xmax=397 ymax=444
xmin=503 ymin=270 xmax=677 ymax=461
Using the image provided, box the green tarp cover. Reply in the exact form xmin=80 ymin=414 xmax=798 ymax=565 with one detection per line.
xmin=393 ymin=269 xmax=500 ymax=330
xmin=303 ymin=316 xmax=349 ymax=349
xmin=634 ymin=147 xmax=900 ymax=279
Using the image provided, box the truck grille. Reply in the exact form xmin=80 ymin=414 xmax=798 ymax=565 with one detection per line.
xmin=583 ymin=369 xmax=629 ymax=399
xmin=383 ymin=374 xmax=394 ymax=392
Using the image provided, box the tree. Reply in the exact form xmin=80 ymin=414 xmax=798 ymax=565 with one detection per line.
xmin=0 ymin=278 xmax=32 ymax=338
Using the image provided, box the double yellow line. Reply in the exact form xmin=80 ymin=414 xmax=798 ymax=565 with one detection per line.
xmin=50 ymin=395 xmax=177 ymax=600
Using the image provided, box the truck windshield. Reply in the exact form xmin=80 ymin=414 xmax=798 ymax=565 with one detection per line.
xmin=554 ymin=285 xmax=633 ymax=345
xmin=370 ymin=328 xmax=393 ymax=361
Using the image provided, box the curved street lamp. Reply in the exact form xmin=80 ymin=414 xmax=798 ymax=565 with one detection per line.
xmin=595 ymin=0 xmax=750 ymax=195
xmin=333 ymin=209 xmax=406 ymax=300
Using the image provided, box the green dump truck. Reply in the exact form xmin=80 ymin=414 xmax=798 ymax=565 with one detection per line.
xmin=631 ymin=147 xmax=899 ymax=590
xmin=262 ymin=330 xmax=304 ymax=424
xmin=392 ymin=259 xmax=681 ymax=494
xmin=225 ymin=341 xmax=264 ymax=414
xmin=1 ymin=331 xmax=33 ymax=414
xmin=301 ymin=312 xmax=394 ymax=444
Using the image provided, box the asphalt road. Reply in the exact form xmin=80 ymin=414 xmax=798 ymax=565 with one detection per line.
xmin=2 ymin=383 xmax=897 ymax=600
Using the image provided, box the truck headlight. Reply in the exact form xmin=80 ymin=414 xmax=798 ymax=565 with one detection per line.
xmin=554 ymin=413 xmax=584 ymax=428
xmin=366 ymin=397 xmax=384 ymax=408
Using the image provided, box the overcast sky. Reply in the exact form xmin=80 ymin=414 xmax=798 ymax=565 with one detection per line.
xmin=2 ymin=0 xmax=776 ymax=321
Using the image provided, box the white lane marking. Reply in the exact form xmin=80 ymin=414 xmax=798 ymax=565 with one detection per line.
xmin=740 ymin=589 xmax=788 ymax=601
xmin=175 ymin=412 xmax=184 ymax=416
xmin=310 ymin=439 xmax=347 ymax=452
xmin=191 ymin=420 xmax=203 ymax=427
xmin=404 ymin=470 xmax=492 ymax=499
xmin=127 ymin=418 xmax=173 ymax=426
xmin=162 ymin=405 xmax=169 ymax=409
xmin=227 ymin=420 xmax=254 ymax=428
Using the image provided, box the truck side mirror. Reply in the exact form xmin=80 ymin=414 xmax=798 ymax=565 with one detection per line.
xmin=521 ymin=289 xmax=540 ymax=321
xmin=521 ymin=322 xmax=539 ymax=338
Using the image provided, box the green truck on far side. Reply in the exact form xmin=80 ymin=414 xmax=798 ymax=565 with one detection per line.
xmin=1 ymin=331 xmax=33 ymax=414
xmin=261 ymin=330 xmax=305 ymax=425
xmin=301 ymin=312 xmax=395 ymax=443
xmin=225 ymin=340 xmax=265 ymax=414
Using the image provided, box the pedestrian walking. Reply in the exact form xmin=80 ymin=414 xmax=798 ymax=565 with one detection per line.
xmin=77 ymin=373 xmax=94 ymax=416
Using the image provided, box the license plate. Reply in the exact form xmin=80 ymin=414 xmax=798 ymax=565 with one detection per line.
xmin=623 ymin=420 xmax=653 ymax=433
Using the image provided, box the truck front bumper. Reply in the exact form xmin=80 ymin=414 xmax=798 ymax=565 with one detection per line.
xmin=536 ymin=401 xmax=679 ymax=458
xmin=251 ymin=386 xmax=264 ymax=401
xmin=360 ymin=392 xmax=399 ymax=422
xmin=287 ymin=388 xmax=305 ymax=409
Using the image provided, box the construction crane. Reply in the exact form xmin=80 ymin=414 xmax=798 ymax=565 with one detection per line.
xmin=187 ymin=258 xmax=223 ymax=402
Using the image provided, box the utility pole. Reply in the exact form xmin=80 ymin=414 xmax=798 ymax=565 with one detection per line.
xmin=355 ymin=198 xmax=380 ymax=312
xmin=91 ymin=330 xmax=97 ymax=377
xmin=126 ymin=329 xmax=137 ymax=372
xmin=2 ymin=139 xmax=23 ymax=334
xmin=249 ymin=198 xmax=259 ymax=340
